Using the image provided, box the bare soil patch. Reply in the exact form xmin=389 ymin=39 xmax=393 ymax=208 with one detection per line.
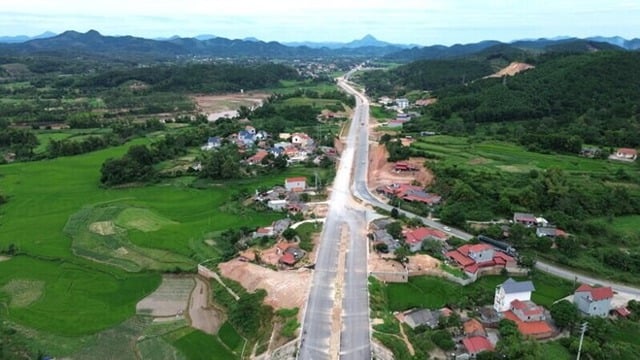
xmin=0 ymin=255 xmax=10 ymax=262
xmin=193 ymin=93 xmax=269 ymax=121
xmin=136 ymin=275 xmax=194 ymax=317
xmin=189 ymin=276 xmax=225 ymax=335
xmin=89 ymin=221 xmax=116 ymax=236
xmin=218 ymin=259 xmax=312 ymax=310
xmin=369 ymin=253 xmax=405 ymax=273
xmin=485 ymin=62 xmax=535 ymax=78
xmin=406 ymin=254 xmax=441 ymax=272
xmin=368 ymin=142 xmax=434 ymax=189
xmin=468 ymin=157 xmax=489 ymax=165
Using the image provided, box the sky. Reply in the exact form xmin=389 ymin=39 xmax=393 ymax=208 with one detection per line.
xmin=1 ymin=0 xmax=639 ymax=45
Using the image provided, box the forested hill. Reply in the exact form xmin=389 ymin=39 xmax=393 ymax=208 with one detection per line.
xmin=80 ymin=63 xmax=300 ymax=92
xmin=420 ymin=51 xmax=640 ymax=149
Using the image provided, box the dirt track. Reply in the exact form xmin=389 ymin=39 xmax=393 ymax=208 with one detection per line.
xmin=189 ymin=276 xmax=224 ymax=335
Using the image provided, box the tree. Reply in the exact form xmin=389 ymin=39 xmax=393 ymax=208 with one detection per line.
xmin=282 ymin=228 xmax=297 ymax=241
xmin=431 ymin=330 xmax=455 ymax=351
xmin=394 ymin=245 xmax=410 ymax=264
xmin=390 ymin=207 xmax=399 ymax=218
xmin=386 ymin=221 xmax=403 ymax=240
xmin=550 ymin=300 xmax=579 ymax=330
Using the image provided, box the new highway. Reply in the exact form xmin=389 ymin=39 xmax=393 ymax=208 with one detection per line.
xmin=299 ymin=72 xmax=640 ymax=360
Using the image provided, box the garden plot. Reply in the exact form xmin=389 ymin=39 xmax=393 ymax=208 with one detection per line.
xmin=137 ymin=275 xmax=194 ymax=317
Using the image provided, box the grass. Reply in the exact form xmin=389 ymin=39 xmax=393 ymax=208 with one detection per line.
xmin=115 ymin=207 xmax=178 ymax=232
xmin=0 ymin=139 xmax=299 ymax=336
xmin=369 ymin=105 xmax=396 ymax=120
xmin=385 ymin=273 xmax=574 ymax=311
xmin=0 ymin=256 xmax=160 ymax=336
xmin=590 ymin=215 xmax=640 ymax=237
xmin=218 ymin=322 xmax=244 ymax=352
xmin=373 ymin=332 xmax=412 ymax=360
xmin=280 ymin=97 xmax=341 ymax=108
xmin=539 ymin=341 xmax=572 ymax=360
xmin=170 ymin=328 xmax=237 ymax=360
xmin=295 ymin=222 xmax=322 ymax=252
xmin=412 ymin=135 xmax=640 ymax=176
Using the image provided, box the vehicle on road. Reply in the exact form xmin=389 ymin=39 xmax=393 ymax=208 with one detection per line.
xmin=443 ymin=226 xmax=451 ymax=231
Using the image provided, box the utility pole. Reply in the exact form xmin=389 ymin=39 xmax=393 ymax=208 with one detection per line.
xmin=576 ymin=322 xmax=588 ymax=360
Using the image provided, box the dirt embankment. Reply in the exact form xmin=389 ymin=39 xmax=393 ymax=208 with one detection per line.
xmin=193 ymin=93 xmax=269 ymax=121
xmin=368 ymin=141 xmax=433 ymax=189
xmin=218 ymin=260 xmax=311 ymax=310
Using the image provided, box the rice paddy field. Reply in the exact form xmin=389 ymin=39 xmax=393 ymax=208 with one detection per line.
xmin=0 ymin=138 xmax=309 ymax=357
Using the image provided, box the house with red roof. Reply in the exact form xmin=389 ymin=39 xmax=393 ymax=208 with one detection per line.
xmin=503 ymin=310 xmax=554 ymax=339
xmin=285 ymin=177 xmax=307 ymax=192
xmin=510 ymin=299 xmax=545 ymax=322
xmin=376 ymin=183 xmax=441 ymax=205
xmin=462 ymin=336 xmax=493 ymax=357
xmin=513 ymin=212 xmax=537 ymax=227
xmin=252 ymin=227 xmax=275 ymax=238
xmin=246 ymin=149 xmax=269 ymax=165
xmin=279 ymin=252 xmax=296 ymax=266
xmin=404 ymin=227 xmax=449 ymax=252
xmin=446 ymin=243 xmax=516 ymax=278
xmin=463 ymin=318 xmax=486 ymax=337
xmin=613 ymin=148 xmax=637 ymax=161
xmin=291 ymin=132 xmax=313 ymax=147
xmin=573 ymin=284 xmax=614 ymax=317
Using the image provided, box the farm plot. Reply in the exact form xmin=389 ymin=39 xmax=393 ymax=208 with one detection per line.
xmin=65 ymin=204 xmax=194 ymax=272
xmin=136 ymin=275 xmax=194 ymax=317
xmin=1 ymin=279 xmax=45 ymax=308
xmin=0 ymin=256 xmax=160 ymax=336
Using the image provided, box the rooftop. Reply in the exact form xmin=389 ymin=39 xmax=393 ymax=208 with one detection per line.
xmin=503 ymin=311 xmax=553 ymax=337
xmin=575 ymin=284 xmax=613 ymax=301
xmin=500 ymin=278 xmax=535 ymax=294
xmin=462 ymin=336 xmax=493 ymax=354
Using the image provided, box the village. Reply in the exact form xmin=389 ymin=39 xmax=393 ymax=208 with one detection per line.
xmin=193 ymin=94 xmax=639 ymax=359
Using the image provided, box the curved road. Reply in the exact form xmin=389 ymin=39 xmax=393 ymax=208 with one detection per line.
xmin=337 ymin=77 xmax=640 ymax=300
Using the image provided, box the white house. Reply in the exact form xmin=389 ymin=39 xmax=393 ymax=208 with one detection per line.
xmin=615 ymin=148 xmax=637 ymax=161
xmin=494 ymin=278 xmax=535 ymax=312
xmin=291 ymin=132 xmax=312 ymax=147
xmin=573 ymin=284 xmax=613 ymax=317
xmin=267 ymin=199 xmax=287 ymax=211
xmin=285 ymin=177 xmax=306 ymax=192
xmin=396 ymin=98 xmax=409 ymax=109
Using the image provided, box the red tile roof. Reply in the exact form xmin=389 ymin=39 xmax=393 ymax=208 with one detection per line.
xmin=405 ymin=227 xmax=448 ymax=244
xmin=503 ymin=311 xmax=553 ymax=337
xmin=493 ymin=252 xmax=515 ymax=264
xmin=286 ymin=177 xmax=307 ymax=183
xmin=614 ymin=307 xmax=631 ymax=317
xmin=575 ymin=284 xmax=614 ymax=301
xmin=464 ymin=264 xmax=479 ymax=274
xmin=280 ymin=252 xmax=296 ymax=265
xmin=617 ymin=148 xmax=637 ymax=156
xmin=510 ymin=299 xmax=544 ymax=316
xmin=467 ymin=244 xmax=493 ymax=253
xmin=446 ymin=250 xmax=475 ymax=267
xmin=463 ymin=319 xmax=486 ymax=336
xmin=462 ymin=336 xmax=493 ymax=354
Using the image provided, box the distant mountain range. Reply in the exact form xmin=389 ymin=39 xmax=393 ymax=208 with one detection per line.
xmin=0 ymin=31 xmax=57 ymax=43
xmin=0 ymin=30 xmax=636 ymax=61
xmin=284 ymin=34 xmax=419 ymax=49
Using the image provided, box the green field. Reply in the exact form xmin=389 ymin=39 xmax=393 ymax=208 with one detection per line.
xmin=539 ymin=341 xmax=572 ymax=360
xmin=412 ymin=135 xmax=639 ymax=175
xmin=0 ymin=256 xmax=159 ymax=336
xmin=385 ymin=273 xmax=574 ymax=311
xmin=218 ymin=322 xmax=244 ymax=352
xmin=170 ymin=328 xmax=237 ymax=360
xmin=0 ymin=139 xmax=314 ymax=341
xmin=281 ymin=97 xmax=342 ymax=108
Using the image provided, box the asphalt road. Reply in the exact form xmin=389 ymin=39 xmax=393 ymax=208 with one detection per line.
xmin=298 ymin=91 xmax=370 ymax=359
xmin=337 ymin=77 xmax=640 ymax=301
xmin=300 ymin=74 xmax=640 ymax=359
